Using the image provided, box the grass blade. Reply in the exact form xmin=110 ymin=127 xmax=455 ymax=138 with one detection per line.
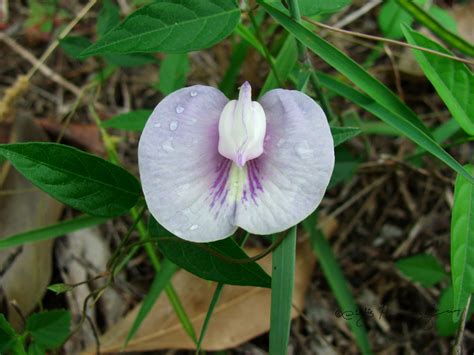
xmin=317 ymin=72 xmax=474 ymax=184
xmin=124 ymin=259 xmax=178 ymax=348
xmin=395 ymin=0 xmax=474 ymax=56
xmin=0 ymin=215 xmax=108 ymax=249
xmin=451 ymin=165 xmax=474 ymax=322
xmin=303 ymin=218 xmax=372 ymax=355
xmin=269 ymin=227 xmax=296 ymax=355
xmin=196 ymin=283 xmax=224 ymax=351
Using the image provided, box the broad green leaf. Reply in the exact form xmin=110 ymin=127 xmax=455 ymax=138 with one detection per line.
xmin=436 ymin=286 xmax=474 ymax=337
xmin=402 ymin=27 xmax=474 ymax=136
xmin=104 ymin=53 xmax=158 ymax=67
xmin=125 ymin=259 xmax=178 ymax=347
xmin=268 ymin=0 xmax=351 ymax=16
xmin=0 ymin=143 xmax=141 ymax=217
xmin=81 ymin=0 xmax=241 ymax=57
xmin=26 ymin=310 xmax=71 ymax=349
xmin=451 ymin=165 xmax=474 ymax=321
xmin=0 ymin=314 xmax=24 ymax=354
xmin=331 ymin=126 xmax=361 ymax=147
xmin=27 ymin=342 xmax=45 ymax=355
xmin=378 ymin=0 xmax=423 ymax=39
xmin=102 ymin=110 xmax=152 ymax=131
xmin=269 ymin=227 xmax=296 ymax=355
xmin=316 ymin=72 xmax=474 ymax=184
xmin=0 ymin=214 xmax=107 ymax=249
xmin=260 ymin=35 xmax=297 ymax=96
xmin=149 ymin=217 xmax=271 ymax=288
xmin=59 ymin=36 xmax=92 ymax=59
xmin=395 ymin=254 xmax=447 ymax=287
xmin=395 ymin=0 xmax=474 ymax=56
xmin=260 ymin=2 xmax=432 ymax=137
xmin=97 ymin=0 xmax=121 ymax=36
xmin=156 ymin=53 xmax=190 ymax=95
xmin=303 ymin=216 xmax=372 ymax=354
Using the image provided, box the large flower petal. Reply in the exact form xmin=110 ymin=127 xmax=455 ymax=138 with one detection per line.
xmin=138 ymin=85 xmax=237 ymax=242
xmin=234 ymin=89 xmax=334 ymax=235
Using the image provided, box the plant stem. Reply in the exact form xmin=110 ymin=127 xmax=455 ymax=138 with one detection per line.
xmin=452 ymin=295 xmax=471 ymax=355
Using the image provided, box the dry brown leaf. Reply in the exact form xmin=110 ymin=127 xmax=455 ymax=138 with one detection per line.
xmin=0 ymin=116 xmax=63 ymax=328
xmin=86 ymin=217 xmax=337 ymax=353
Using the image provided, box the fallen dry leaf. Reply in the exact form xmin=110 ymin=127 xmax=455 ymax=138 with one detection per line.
xmin=85 ymin=217 xmax=337 ymax=353
xmin=0 ymin=115 xmax=63 ymax=328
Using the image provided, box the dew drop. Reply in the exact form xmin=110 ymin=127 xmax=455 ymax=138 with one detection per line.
xmin=277 ymin=138 xmax=285 ymax=147
xmin=190 ymin=224 xmax=199 ymax=231
xmin=169 ymin=121 xmax=178 ymax=131
xmin=176 ymin=105 xmax=184 ymax=114
xmin=154 ymin=122 xmax=161 ymax=128
xmin=162 ymin=138 xmax=174 ymax=152
xmin=190 ymin=91 xmax=198 ymax=97
xmin=295 ymin=141 xmax=313 ymax=159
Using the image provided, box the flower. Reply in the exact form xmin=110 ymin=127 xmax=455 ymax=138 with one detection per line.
xmin=138 ymin=82 xmax=334 ymax=242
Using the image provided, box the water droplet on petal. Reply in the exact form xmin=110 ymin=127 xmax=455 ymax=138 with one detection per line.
xmin=295 ymin=141 xmax=313 ymax=159
xmin=169 ymin=121 xmax=178 ymax=131
xmin=154 ymin=122 xmax=161 ymax=128
xmin=176 ymin=105 xmax=184 ymax=114
xmin=277 ymin=139 xmax=285 ymax=147
xmin=162 ymin=138 xmax=174 ymax=152
xmin=190 ymin=91 xmax=198 ymax=97
xmin=190 ymin=224 xmax=199 ymax=231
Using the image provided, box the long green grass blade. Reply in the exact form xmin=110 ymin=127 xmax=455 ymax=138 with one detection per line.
xmin=451 ymin=165 xmax=474 ymax=321
xmin=303 ymin=217 xmax=372 ymax=355
xmin=0 ymin=215 xmax=108 ymax=249
xmin=196 ymin=283 xmax=224 ymax=351
xmin=269 ymin=227 xmax=296 ymax=355
xmin=259 ymin=1 xmax=431 ymax=136
xmin=395 ymin=0 xmax=474 ymax=56
xmin=317 ymin=72 xmax=474 ymax=184
xmin=124 ymin=259 xmax=178 ymax=348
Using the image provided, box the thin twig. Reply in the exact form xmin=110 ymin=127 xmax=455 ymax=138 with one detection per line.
xmin=303 ymin=17 xmax=474 ymax=65
xmin=452 ymin=295 xmax=471 ymax=355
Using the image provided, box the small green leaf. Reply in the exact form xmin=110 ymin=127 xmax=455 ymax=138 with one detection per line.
xmin=156 ymin=53 xmax=190 ymax=95
xmin=26 ymin=310 xmax=71 ymax=349
xmin=396 ymin=254 xmax=447 ymax=287
xmin=378 ymin=0 xmax=424 ymax=39
xmin=149 ymin=217 xmax=271 ymax=288
xmin=59 ymin=36 xmax=92 ymax=59
xmin=97 ymin=0 xmax=121 ymax=36
xmin=269 ymin=227 xmax=296 ymax=355
xmin=0 ymin=314 xmax=25 ymax=354
xmin=27 ymin=342 xmax=45 ymax=355
xmin=402 ymin=27 xmax=474 ymax=136
xmin=102 ymin=110 xmax=152 ymax=132
xmin=0 ymin=143 xmax=141 ymax=217
xmin=81 ymin=0 xmax=241 ymax=57
xmin=0 ymin=215 xmax=107 ymax=250
xmin=436 ymin=286 xmax=474 ymax=337
xmin=451 ymin=165 xmax=474 ymax=321
xmin=125 ymin=259 xmax=178 ymax=347
xmin=331 ymin=126 xmax=361 ymax=147
xmin=47 ymin=283 xmax=75 ymax=295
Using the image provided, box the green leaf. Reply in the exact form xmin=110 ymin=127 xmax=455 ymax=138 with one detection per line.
xmin=47 ymin=283 xmax=75 ymax=295
xmin=125 ymin=259 xmax=178 ymax=347
xmin=436 ymin=286 xmax=474 ymax=337
xmin=328 ymin=146 xmax=359 ymax=189
xmin=268 ymin=0 xmax=351 ymax=16
xmin=156 ymin=53 xmax=190 ymax=95
xmin=0 ymin=143 xmax=141 ymax=217
xmin=395 ymin=254 xmax=447 ymax=287
xmin=26 ymin=310 xmax=71 ymax=349
xmin=378 ymin=0 xmax=424 ymax=39
xmin=81 ymin=0 xmax=241 ymax=57
xmin=451 ymin=165 xmax=474 ymax=321
xmin=102 ymin=110 xmax=152 ymax=131
xmin=196 ymin=283 xmax=224 ymax=350
xmin=0 ymin=215 xmax=107 ymax=250
xmin=97 ymin=0 xmax=121 ymax=36
xmin=149 ymin=217 xmax=271 ymax=288
xmin=0 ymin=314 xmax=25 ymax=354
xmin=59 ymin=36 xmax=92 ymax=59
xmin=104 ymin=53 xmax=158 ymax=67
xmin=395 ymin=0 xmax=474 ymax=56
xmin=260 ymin=35 xmax=297 ymax=96
xmin=331 ymin=126 xmax=361 ymax=147
xmin=303 ymin=217 xmax=372 ymax=355
xmin=316 ymin=72 xmax=474 ymax=184
xmin=27 ymin=342 xmax=45 ymax=355
xmin=269 ymin=227 xmax=296 ymax=355
xmin=402 ymin=27 xmax=474 ymax=136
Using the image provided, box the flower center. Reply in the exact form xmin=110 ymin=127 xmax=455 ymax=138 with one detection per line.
xmin=218 ymin=82 xmax=266 ymax=167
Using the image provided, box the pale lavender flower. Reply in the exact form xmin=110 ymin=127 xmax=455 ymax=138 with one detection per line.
xmin=138 ymin=82 xmax=334 ymax=242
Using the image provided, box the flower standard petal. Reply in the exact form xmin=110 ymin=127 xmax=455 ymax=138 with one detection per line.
xmin=138 ymin=85 xmax=238 ymax=242
xmin=234 ymin=89 xmax=335 ymax=235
